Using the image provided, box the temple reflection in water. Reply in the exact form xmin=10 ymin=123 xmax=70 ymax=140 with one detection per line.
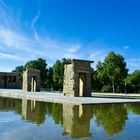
xmin=62 ymin=104 xmax=93 ymax=138
xmin=0 ymin=97 xmax=140 ymax=138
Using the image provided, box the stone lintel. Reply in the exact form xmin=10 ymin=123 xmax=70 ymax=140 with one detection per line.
xmin=64 ymin=59 xmax=94 ymax=64
xmin=72 ymin=59 xmax=94 ymax=64
xmin=0 ymin=72 xmax=20 ymax=76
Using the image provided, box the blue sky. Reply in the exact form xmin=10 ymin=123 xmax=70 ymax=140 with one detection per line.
xmin=0 ymin=0 xmax=140 ymax=72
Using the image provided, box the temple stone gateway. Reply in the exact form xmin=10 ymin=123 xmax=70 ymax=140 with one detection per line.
xmin=22 ymin=68 xmax=40 ymax=92
xmin=63 ymin=59 xmax=93 ymax=97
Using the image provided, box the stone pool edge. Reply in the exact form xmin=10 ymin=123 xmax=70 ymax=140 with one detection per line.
xmin=0 ymin=89 xmax=140 ymax=105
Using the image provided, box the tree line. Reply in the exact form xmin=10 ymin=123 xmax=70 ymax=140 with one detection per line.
xmin=12 ymin=52 xmax=140 ymax=93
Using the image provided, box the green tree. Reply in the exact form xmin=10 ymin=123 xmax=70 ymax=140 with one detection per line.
xmin=125 ymin=70 xmax=140 ymax=93
xmin=94 ymin=104 xmax=127 ymax=136
xmin=91 ymin=68 xmax=102 ymax=92
xmin=25 ymin=58 xmax=48 ymax=87
xmin=53 ymin=60 xmax=62 ymax=90
xmin=53 ymin=58 xmax=71 ymax=90
xmin=96 ymin=52 xmax=128 ymax=93
xmin=44 ymin=67 xmax=53 ymax=88
xmin=12 ymin=65 xmax=24 ymax=75
xmin=127 ymin=103 xmax=140 ymax=115
xmin=52 ymin=103 xmax=63 ymax=125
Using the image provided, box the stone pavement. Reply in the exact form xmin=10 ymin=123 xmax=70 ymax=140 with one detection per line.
xmin=0 ymin=89 xmax=140 ymax=105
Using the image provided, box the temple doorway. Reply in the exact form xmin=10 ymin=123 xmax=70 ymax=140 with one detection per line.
xmin=79 ymin=73 xmax=86 ymax=97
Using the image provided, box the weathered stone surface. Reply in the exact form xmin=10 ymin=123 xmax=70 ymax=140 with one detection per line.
xmin=0 ymin=72 xmax=21 ymax=89
xmin=63 ymin=59 xmax=93 ymax=97
xmin=22 ymin=68 xmax=40 ymax=92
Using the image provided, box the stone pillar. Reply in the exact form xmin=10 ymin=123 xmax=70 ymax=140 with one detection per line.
xmin=63 ymin=64 xmax=75 ymax=96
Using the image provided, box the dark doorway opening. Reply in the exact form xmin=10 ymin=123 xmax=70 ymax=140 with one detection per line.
xmin=3 ymin=75 xmax=7 ymax=88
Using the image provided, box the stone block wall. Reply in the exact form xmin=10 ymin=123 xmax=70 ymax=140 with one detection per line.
xmin=63 ymin=64 xmax=75 ymax=96
xmin=0 ymin=72 xmax=21 ymax=89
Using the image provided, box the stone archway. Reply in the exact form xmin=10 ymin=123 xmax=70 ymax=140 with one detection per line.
xmin=22 ymin=68 xmax=40 ymax=92
xmin=63 ymin=59 xmax=93 ymax=97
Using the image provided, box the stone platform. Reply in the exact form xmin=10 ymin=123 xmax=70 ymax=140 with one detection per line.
xmin=0 ymin=89 xmax=140 ymax=105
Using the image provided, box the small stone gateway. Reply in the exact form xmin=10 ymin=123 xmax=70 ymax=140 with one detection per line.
xmin=63 ymin=59 xmax=93 ymax=97
xmin=22 ymin=68 xmax=40 ymax=92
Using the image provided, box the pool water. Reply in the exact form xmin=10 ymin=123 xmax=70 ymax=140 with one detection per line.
xmin=0 ymin=97 xmax=140 ymax=140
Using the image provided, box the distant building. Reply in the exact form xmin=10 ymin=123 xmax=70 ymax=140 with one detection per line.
xmin=0 ymin=72 xmax=21 ymax=89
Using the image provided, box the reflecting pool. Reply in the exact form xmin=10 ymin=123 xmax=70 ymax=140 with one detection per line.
xmin=0 ymin=97 xmax=140 ymax=140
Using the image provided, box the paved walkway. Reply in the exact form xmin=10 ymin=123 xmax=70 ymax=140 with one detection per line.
xmin=0 ymin=89 xmax=140 ymax=105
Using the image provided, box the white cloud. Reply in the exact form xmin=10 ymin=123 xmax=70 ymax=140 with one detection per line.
xmin=64 ymin=44 xmax=82 ymax=58
xmin=124 ymin=45 xmax=130 ymax=50
xmin=31 ymin=10 xmax=40 ymax=41
xmin=0 ymin=0 xmax=135 ymax=73
xmin=130 ymin=58 xmax=140 ymax=62
xmin=0 ymin=26 xmax=84 ymax=68
xmin=127 ymin=58 xmax=140 ymax=72
xmin=0 ymin=0 xmax=110 ymax=72
xmin=0 ymin=0 xmax=20 ymax=30
xmin=0 ymin=67 xmax=12 ymax=72
xmin=89 ymin=50 xmax=104 ymax=60
xmin=67 ymin=45 xmax=80 ymax=53
xmin=0 ymin=52 xmax=25 ymax=61
xmin=88 ymin=50 xmax=107 ymax=68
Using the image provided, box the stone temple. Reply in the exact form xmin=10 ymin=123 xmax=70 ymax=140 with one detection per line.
xmin=63 ymin=59 xmax=93 ymax=97
xmin=22 ymin=68 xmax=40 ymax=92
xmin=0 ymin=59 xmax=93 ymax=96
